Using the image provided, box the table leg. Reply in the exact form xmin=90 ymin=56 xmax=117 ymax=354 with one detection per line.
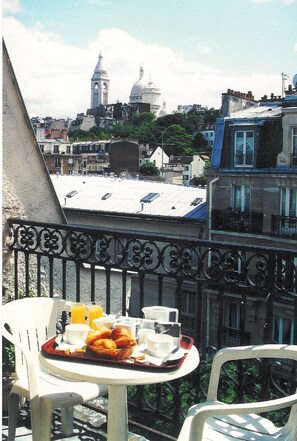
xmin=107 ymin=384 xmax=128 ymax=441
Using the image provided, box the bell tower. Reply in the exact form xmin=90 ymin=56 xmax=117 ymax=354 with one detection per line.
xmin=91 ymin=52 xmax=110 ymax=108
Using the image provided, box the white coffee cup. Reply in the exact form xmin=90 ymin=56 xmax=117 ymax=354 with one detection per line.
xmin=93 ymin=315 xmax=117 ymax=329
xmin=137 ymin=328 xmax=155 ymax=345
xmin=141 ymin=318 xmax=156 ymax=329
xmin=65 ymin=323 xmax=90 ymax=346
xmin=146 ymin=334 xmax=174 ymax=358
xmin=114 ymin=320 xmax=139 ymax=339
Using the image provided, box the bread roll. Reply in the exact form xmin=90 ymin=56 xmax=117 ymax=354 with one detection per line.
xmin=92 ymin=338 xmax=117 ymax=350
xmin=111 ymin=326 xmax=130 ymax=341
xmin=114 ymin=336 xmax=137 ymax=348
xmin=86 ymin=327 xmax=112 ymax=345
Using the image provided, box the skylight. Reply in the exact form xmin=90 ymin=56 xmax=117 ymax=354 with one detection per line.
xmin=66 ymin=190 xmax=78 ymax=198
xmin=191 ymin=197 xmax=202 ymax=206
xmin=140 ymin=192 xmax=160 ymax=203
xmin=102 ymin=193 xmax=111 ymax=200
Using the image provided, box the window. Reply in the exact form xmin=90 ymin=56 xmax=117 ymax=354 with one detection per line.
xmin=291 ymin=127 xmax=297 ymax=166
xmin=234 ymin=131 xmax=254 ymax=166
xmin=233 ymin=185 xmax=251 ymax=212
xmin=280 ymin=188 xmax=297 ymax=217
xmin=273 ymin=316 xmax=294 ymax=344
xmin=180 ymin=290 xmax=197 ymax=334
xmin=53 ymin=145 xmax=59 ymax=154
xmin=224 ymin=302 xmax=240 ymax=329
xmin=67 ymin=145 xmax=71 ymax=154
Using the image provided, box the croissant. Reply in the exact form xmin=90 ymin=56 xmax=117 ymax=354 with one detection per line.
xmin=114 ymin=336 xmax=137 ymax=348
xmin=86 ymin=327 xmax=112 ymax=345
xmin=111 ymin=326 xmax=131 ymax=341
xmin=92 ymin=338 xmax=117 ymax=350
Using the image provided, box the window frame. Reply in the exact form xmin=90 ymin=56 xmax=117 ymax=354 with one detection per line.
xmin=272 ymin=315 xmax=294 ymax=344
xmin=291 ymin=126 xmax=297 ymax=166
xmin=234 ymin=129 xmax=255 ymax=167
xmin=280 ymin=187 xmax=297 ymax=217
xmin=232 ymin=184 xmax=251 ymax=212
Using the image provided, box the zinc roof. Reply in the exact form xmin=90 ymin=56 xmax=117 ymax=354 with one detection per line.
xmin=227 ymin=105 xmax=282 ymax=120
xmin=51 ymin=175 xmax=206 ymax=219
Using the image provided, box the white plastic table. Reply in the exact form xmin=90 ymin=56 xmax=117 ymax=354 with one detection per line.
xmin=39 ymin=345 xmax=199 ymax=441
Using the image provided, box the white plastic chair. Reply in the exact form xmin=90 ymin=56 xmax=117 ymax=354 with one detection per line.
xmin=2 ymin=297 xmax=108 ymax=441
xmin=177 ymin=344 xmax=297 ymax=441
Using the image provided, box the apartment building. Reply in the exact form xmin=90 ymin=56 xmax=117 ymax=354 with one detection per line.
xmin=204 ymin=87 xmax=297 ymax=347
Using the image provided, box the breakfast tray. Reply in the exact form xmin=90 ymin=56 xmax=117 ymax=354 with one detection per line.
xmin=41 ymin=335 xmax=194 ymax=371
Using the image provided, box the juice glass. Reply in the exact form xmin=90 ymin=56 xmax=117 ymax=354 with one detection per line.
xmin=88 ymin=302 xmax=104 ymax=329
xmin=71 ymin=302 xmax=86 ymax=324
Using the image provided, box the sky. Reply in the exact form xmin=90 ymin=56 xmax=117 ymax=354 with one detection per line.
xmin=2 ymin=0 xmax=297 ymax=119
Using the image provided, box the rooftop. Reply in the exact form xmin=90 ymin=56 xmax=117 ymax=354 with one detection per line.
xmin=226 ymin=105 xmax=282 ymax=120
xmin=51 ymin=175 xmax=206 ymax=219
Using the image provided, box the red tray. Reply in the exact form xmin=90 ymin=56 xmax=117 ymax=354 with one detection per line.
xmin=41 ymin=335 xmax=194 ymax=371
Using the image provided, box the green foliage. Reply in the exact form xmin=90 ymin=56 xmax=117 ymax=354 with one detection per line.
xmin=139 ymin=162 xmax=160 ymax=176
xmin=2 ymin=340 xmax=15 ymax=373
xmin=68 ymin=107 xmax=220 ymax=156
xmin=130 ymin=112 xmax=156 ymax=125
xmin=193 ymin=132 xmax=208 ymax=150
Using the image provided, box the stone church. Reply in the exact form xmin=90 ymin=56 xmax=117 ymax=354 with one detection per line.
xmin=90 ymin=53 xmax=167 ymax=117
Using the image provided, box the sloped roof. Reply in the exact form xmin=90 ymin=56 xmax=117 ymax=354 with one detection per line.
xmin=226 ymin=105 xmax=282 ymax=120
xmin=52 ymin=175 xmax=206 ymax=220
xmin=169 ymin=156 xmax=193 ymax=165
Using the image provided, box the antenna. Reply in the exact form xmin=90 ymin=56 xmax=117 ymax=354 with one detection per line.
xmin=281 ymin=72 xmax=289 ymax=97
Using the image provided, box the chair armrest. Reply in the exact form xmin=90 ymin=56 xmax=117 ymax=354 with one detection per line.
xmin=207 ymin=344 xmax=297 ymax=400
xmin=3 ymin=327 xmax=40 ymax=399
xmin=178 ymin=394 xmax=297 ymax=441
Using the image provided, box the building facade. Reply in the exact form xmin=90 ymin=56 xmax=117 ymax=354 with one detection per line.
xmin=204 ymin=87 xmax=297 ymax=347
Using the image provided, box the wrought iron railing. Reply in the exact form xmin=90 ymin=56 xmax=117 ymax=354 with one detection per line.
xmin=212 ymin=209 xmax=263 ymax=234
xmin=5 ymin=218 xmax=297 ymax=438
xmin=271 ymin=214 xmax=297 ymax=238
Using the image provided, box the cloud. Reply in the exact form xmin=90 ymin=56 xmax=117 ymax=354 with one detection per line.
xmin=3 ymin=17 xmax=284 ymax=119
xmin=2 ymin=0 xmax=22 ymax=13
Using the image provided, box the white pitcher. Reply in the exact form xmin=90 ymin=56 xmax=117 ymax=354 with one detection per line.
xmin=142 ymin=306 xmax=179 ymax=323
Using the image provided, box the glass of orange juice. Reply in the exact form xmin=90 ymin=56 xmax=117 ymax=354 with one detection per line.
xmin=71 ymin=302 xmax=86 ymax=324
xmin=88 ymin=302 xmax=104 ymax=329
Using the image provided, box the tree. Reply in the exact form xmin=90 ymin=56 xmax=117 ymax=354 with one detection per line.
xmin=139 ymin=162 xmax=160 ymax=176
xmin=192 ymin=132 xmax=208 ymax=150
xmin=161 ymin=124 xmax=194 ymax=156
xmin=130 ymin=112 xmax=156 ymax=126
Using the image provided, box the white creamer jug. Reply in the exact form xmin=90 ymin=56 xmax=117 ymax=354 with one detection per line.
xmin=142 ymin=306 xmax=179 ymax=323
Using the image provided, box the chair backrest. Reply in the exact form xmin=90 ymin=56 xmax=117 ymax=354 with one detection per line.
xmin=207 ymin=344 xmax=297 ymax=433
xmin=2 ymin=297 xmax=71 ymax=382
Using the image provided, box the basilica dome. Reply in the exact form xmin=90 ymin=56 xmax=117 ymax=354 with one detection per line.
xmin=129 ymin=65 xmax=162 ymax=115
xmin=129 ymin=66 xmax=146 ymax=102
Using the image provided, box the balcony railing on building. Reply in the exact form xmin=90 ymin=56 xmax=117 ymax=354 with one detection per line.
xmin=212 ymin=208 xmax=264 ymax=234
xmin=5 ymin=218 xmax=297 ymax=439
xmin=272 ymin=214 xmax=297 ymax=238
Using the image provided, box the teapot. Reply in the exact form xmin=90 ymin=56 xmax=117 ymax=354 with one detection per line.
xmin=142 ymin=306 xmax=179 ymax=323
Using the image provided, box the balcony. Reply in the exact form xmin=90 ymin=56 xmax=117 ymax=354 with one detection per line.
xmin=3 ymin=218 xmax=297 ymax=440
xmin=271 ymin=214 xmax=297 ymax=239
xmin=211 ymin=208 xmax=263 ymax=234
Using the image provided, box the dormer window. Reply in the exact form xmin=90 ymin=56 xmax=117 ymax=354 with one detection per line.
xmin=234 ymin=130 xmax=254 ymax=167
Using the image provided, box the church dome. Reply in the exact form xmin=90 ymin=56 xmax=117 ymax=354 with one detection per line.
xmin=159 ymin=100 xmax=168 ymax=117
xmin=129 ymin=66 xmax=146 ymax=102
xmin=129 ymin=65 xmax=162 ymax=115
